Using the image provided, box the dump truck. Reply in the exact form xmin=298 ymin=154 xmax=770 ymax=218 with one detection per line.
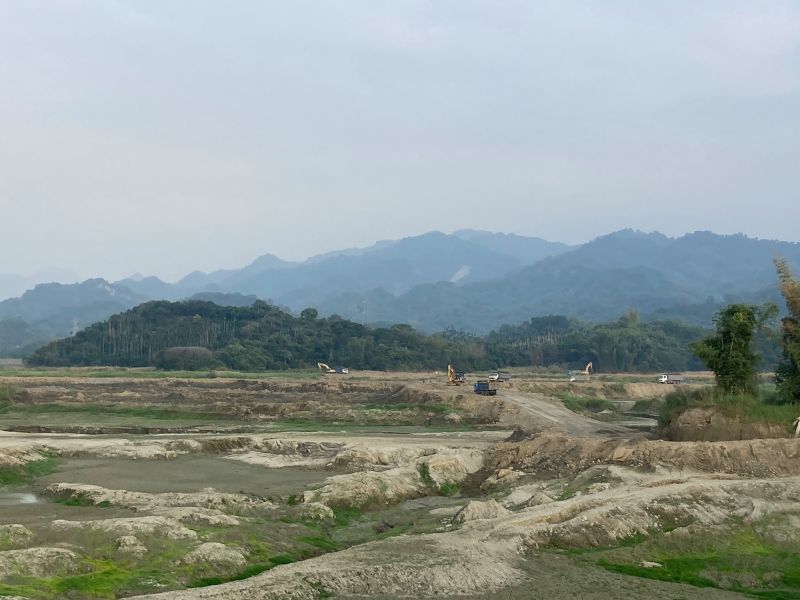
xmin=473 ymin=380 xmax=497 ymax=396
xmin=658 ymin=373 xmax=684 ymax=384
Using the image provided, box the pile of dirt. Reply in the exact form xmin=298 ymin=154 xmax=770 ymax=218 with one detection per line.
xmin=661 ymin=407 xmax=790 ymax=441
xmin=52 ymin=516 xmax=198 ymax=540
xmin=44 ymin=483 xmax=275 ymax=526
xmin=45 ymin=483 xmax=274 ymax=513
xmin=131 ymin=534 xmax=523 ymax=600
xmin=455 ymin=500 xmax=510 ymax=522
xmin=0 ymin=547 xmax=81 ymax=578
xmin=0 ymin=445 xmax=49 ymax=470
xmin=180 ymin=543 xmax=246 ymax=568
xmin=304 ymin=450 xmax=484 ymax=509
xmin=117 ymin=535 xmax=148 ymax=557
xmin=0 ymin=525 xmax=33 ymax=549
xmin=486 ymin=433 xmax=800 ymax=478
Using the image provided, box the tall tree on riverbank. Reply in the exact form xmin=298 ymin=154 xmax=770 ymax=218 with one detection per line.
xmin=692 ymin=303 xmax=776 ymax=394
xmin=774 ymin=257 xmax=800 ymax=404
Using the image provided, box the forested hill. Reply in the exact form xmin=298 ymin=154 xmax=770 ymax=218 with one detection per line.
xmin=26 ymin=300 xmax=491 ymax=371
xmin=27 ymin=300 xmax=716 ymax=373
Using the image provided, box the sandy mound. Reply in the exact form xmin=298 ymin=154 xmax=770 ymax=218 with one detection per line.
xmin=52 ymin=516 xmax=197 ymax=540
xmin=455 ymin=500 xmax=510 ymax=522
xmin=180 ymin=543 xmax=246 ymax=568
xmin=45 ymin=483 xmax=273 ymax=515
xmin=304 ymin=450 xmax=484 ymax=508
xmin=0 ymin=547 xmax=81 ymax=578
xmin=130 ymin=533 xmax=522 ymax=600
xmin=117 ymin=535 xmax=147 ymax=557
xmin=663 ymin=407 xmax=790 ymax=441
xmin=0 ymin=525 xmax=33 ymax=548
xmin=487 ymin=433 xmax=800 ymax=478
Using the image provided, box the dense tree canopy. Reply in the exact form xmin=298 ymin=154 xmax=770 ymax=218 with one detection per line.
xmin=692 ymin=304 xmax=776 ymax=394
xmin=26 ymin=300 xmax=491 ymax=371
xmin=775 ymin=258 xmax=800 ymax=404
xmin=27 ymin=300 xmax=712 ymax=373
xmin=485 ymin=313 xmax=706 ymax=372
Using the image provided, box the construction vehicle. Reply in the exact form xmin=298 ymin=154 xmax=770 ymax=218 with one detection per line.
xmin=658 ymin=373 xmax=684 ymax=384
xmin=473 ymin=380 xmax=497 ymax=396
xmin=569 ymin=362 xmax=593 ymax=382
xmin=317 ymin=362 xmax=349 ymax=375
xmin=447 ymin=364 xmax=465 ymax=385
xmin=488 ymin=371 xmax=512 ymax=382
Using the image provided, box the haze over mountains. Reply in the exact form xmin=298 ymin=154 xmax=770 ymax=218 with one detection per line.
xmin=1 ymin=228 xmax=798 ymax=356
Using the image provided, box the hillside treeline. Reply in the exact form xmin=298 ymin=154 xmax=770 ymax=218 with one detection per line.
xmin=26 ymin=301 xmax=491 ymax=371
xmin=26 ymin=300 xmax=715 ymax=373
xmin=484 ymin=312 xmax=707 ymax=372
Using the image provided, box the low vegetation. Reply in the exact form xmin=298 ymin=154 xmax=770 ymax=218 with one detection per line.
xmin=558 ymin=394 xmax=616 ymax=415
xmin=0 ymin=455 xmax=59 ymax=485
xmin=573 ymin=520 xmax=800 ymax=599
xmin=658 ymin=387 xmax=797 ymax=430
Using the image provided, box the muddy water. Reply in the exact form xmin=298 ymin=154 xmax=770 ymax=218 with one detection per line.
xmin=35 ymin=455 xmax=330 ymax=496
xmin=0 ymin=491 xmax=40 ymax=505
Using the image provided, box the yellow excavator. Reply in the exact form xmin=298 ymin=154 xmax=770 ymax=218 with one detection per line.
xmin=318 ymin=362 xmax=349 ymax=375
xmin=569 ymin=362 xmax=592 ymax=382
xmin=447 ymin=364 xmax=465 ymax=385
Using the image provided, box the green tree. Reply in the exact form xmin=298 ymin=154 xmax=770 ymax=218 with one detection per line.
xmin=300 ymin=308 xmax=319 ymax=320
xmin=692 ymin=304 xmax=774 ymax=394
xmin=774 ymin=257 xmax=800 ymax=403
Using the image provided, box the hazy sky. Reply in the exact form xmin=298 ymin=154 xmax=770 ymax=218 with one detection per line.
xmin=1 ymin=1 xmax=799 ymax=282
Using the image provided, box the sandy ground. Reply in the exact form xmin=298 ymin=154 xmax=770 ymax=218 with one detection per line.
xmin=0 ymin=371 xmax=794 ymax=599
xmin=498 ymin=390 xmax=639 ymax=437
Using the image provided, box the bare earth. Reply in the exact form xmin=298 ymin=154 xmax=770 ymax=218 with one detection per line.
xmin=0 ymin=370 xmax=796 ymax=599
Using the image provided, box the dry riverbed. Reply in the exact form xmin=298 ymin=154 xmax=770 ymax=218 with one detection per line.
xmin=0 ymin=372 xmax=798 ymax=599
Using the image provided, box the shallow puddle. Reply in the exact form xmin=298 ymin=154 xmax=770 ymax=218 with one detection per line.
xmin=0 ymin=491 xmax=40 ymax=506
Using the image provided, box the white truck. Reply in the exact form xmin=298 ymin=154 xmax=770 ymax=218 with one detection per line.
xmin=658 ymin=373 xmax=684 ymax=384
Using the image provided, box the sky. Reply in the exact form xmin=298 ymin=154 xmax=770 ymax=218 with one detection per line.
xmin=1 ymin=0 xmax=799 ymax=283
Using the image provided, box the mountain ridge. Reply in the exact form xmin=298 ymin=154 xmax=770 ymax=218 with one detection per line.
xmin=1 ymin=229 xmax=798 ymax=355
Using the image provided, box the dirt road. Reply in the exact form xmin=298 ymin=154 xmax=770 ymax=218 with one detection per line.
xmin=498 ymin=391 xmax=638 ymax=438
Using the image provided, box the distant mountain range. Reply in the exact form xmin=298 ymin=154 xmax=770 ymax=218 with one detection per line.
xmin=1 ymin=228 xmax=798 ymax=355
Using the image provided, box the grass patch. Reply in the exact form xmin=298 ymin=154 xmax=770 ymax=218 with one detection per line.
xmin=298 ymin=536 xmax=339 ymax=552
xmin=438 ymin=482 xmax=460 ymax=496
xmin=418 ymin=462 xmax=433 ymax=486
xmin=555 ymin=489 xmax=576 ymax=502
xmin=0 ymin=385 xmax=15 ymax=407
xmin=559 ymin=394 xmax=616 ymax=414
xmin=658 ymin=387 xmax=797 ymax=430
xmin=0 ymin=456 xmax=59 ymax=486
xmin=575 ymin=520 xmax=800 ymax=599
xmin=0 ymin=402 xmax=225 ymax=421
xmin=363 ymin=402 xmax=460 ymax=415
xmin=54 ymin=496 xmax=112 ymax=508
xmin=598 ymin=558 xmax=717 ymax=588
xmin=332 ymin=506 xmax=363 ymax=527
xmin=189 ymin=562 xmax=276 ymax=588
